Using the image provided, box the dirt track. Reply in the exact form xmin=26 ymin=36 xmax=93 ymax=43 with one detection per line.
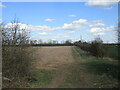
xmin=33 ymin=46 xmax=74 ymax=70
xmin=32 ymin=46 xmax=98 ymax=88
xmin=31 ymin=46 xmax=75 ymax=88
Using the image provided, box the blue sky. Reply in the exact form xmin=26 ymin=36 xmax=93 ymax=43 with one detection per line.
xmin=1 ymin=1 xmax=118 ymax=43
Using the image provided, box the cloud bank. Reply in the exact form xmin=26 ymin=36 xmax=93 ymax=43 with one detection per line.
xmin=4 ymin=19 xmax=116 ymax=37
xmin=85 ymin=0 xmax=118 ymax=7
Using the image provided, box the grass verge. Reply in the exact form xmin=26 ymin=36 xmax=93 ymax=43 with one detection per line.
xmin=29 ymin=69 xmax=54 ymax=88
xmin=59 ymin=46 xmax=119 ymax=88
xmin=107 ymin=45 xmax=118 ymax=60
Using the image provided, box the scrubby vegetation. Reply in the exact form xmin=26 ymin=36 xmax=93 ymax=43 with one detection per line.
xmin=90 ymin=37 xmax=108 ymax=58
xmin=74 ymin=37 xmax=119 ymax=60
xmin=1 ymin=18 xmax=33 ymax=87
xmin=107 ymin=45 xmax=118 ymax=60
xmin=58 ymin=46 xmax=119 ymax=88
xmin=29 ymin=69 xmax=54 ymax=87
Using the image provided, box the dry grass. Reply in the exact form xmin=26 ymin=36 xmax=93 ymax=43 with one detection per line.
xmin=2 ymin=46 xmax=34 ymax=88
xmin=33 ymin=46 xmax=74 ymax=70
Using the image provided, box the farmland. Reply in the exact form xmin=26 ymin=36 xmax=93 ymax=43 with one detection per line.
xmin=3 ymin=46 xmax=118 ymax=88
xmin=1 ymin=2 xmax=119 ymax=89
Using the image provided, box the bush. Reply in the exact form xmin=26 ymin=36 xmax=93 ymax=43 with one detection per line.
xmin=74 ymin=37 xmax=108 ymax=58
xmin=90 ymin=37 xmax=108 ymax=58
xmin=2 ymin=46 xmax=32 ymax=77
xmin=1 ymin=18 xmax=32 ymax=81
xmin=65 ymin=40 xmax=72 ymax=45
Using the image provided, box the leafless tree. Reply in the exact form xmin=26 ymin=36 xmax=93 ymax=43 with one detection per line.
xmin=2 ymin=18 xmax=32 ymax=85
xmin=2 ymin=17 xmax=30 ymax=46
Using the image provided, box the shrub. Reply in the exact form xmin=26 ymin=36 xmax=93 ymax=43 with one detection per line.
xmin=2 ymin=46 xmax=32 ymax=77
xmin=74 ymin=37 xmax=108 ymax=58
xmin=1 ymin=18 xmax=32 ymax=80
xmin=90 ymin=37 xmax=108 ymax=58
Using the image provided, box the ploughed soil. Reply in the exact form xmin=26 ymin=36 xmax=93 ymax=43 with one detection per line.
xmin=32 ymin=46 xmax=96 ymax=88
xmin=33 ymin=46 xmax=74 ymax=70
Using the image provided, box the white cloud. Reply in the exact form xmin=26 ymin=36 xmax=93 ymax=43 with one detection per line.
xmin=87 ymin=26 xmax=116 ymax=36
xmin=4 ymin=18 xmax=117 ymax=43
xmin=5 ymin=23 xmax=58 ymax=31
xmin=62 ymin=23 xmax=84 ymax=30
xmin=89 ymin=22 xmax=105 ymax=27
xmin=4 ymin=19 xmax=114 ymax=34
xmin=106 ymin=26 xmax=117 ymax=31
xmin=94 ymin=32 xmax=105 ymax=35
xmin=68 ymin=14 xmax=77 ymax=17
xmin=59 ymin=19 xmax=89 ymax=31
xmin=3 ymin=19 xmax=104 ymax=32
xmin=45 ymin=18 xmax=55 ymax=22
xmin=27 ymin=25 xmax=58 ymax=31
xmin=89 ymin=20 xmax=106 ymax=27
xmin=30 ymin=35 xmax=49 ymax=40
xmin=0 ymin=3 xmax=6 ymax=8
xmin=5 ymin=23 xmax=27 ymax=30
xmin=85 ymin=0 xmax=118 ymax=7
xmin=88 ymin=27 xmax=106 ymax=33
xmin=27 ymin=19 xmax=88 ymax=31
xmin=52 ymin=33 xmax=79 ymax=42
xmin=39 ymin=32 xmax=48 ymax=35
xmin=103 ymin=6 xmax=113 ymax=10
xmin=72 ymin=19 xmax=88 ymax=25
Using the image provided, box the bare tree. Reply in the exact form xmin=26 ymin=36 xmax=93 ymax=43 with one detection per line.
xmin=2 ymin=18 xmax=32 ymax=86
xmin=2 ymin=17 xmax=30 ymax=46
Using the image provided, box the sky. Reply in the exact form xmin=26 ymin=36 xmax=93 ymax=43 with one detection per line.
xmin=1 ymin=0 xmax=119 ymax=43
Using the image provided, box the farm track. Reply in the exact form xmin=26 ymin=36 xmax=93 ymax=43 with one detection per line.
xmin=33 ymin=46 xmax=74 ymax=70
xmin=33 ymin=46 xmax=75 ymax=87
xmin=32 ymin=46 xmax=96 ymax=88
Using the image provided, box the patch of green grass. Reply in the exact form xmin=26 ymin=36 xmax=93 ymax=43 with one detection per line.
xmin=84 ymin=58 xmax=119 ymax=88
xmin=66 ymin=73 xmax=77 ymax=84
xmin=71 ymin=46 xmax=119 ymax=88
xmin=73 ymin=46 xmax=119 ymax=78
xmin=73 ymin=46 xmax=91 ymax=58
xmin=29 ymin=69 xmax=54 ymax=87
xmin=107 ymin=45 xmax=118 ymax=60
xmin=85 ymin=58 xmax=119 ymax=79
xmin=59 ymin=73 xmax=77 ymax=88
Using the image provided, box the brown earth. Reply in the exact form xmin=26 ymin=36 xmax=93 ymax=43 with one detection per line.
xmin=32 ymin=46 xmax=75 ymax=88
xmin=32 ymin=46 xmax=96 ymax=88
xmin=33 ymin=46 xmax=74 ymax=70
